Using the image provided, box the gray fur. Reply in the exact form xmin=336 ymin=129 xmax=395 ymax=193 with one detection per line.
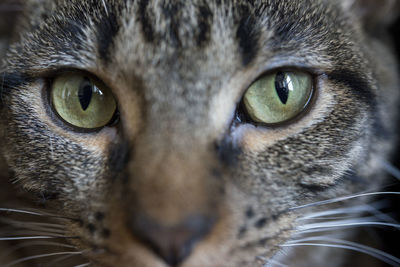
xmin=0 ymin=0 xmax=399 ymax=266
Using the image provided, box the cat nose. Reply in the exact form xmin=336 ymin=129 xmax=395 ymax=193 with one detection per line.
xmin=129 ymin=215 xmax=215 ymax=266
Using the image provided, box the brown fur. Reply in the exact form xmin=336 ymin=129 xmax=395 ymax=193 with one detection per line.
xmin=0 ymin=0 xmax=399 ymax=266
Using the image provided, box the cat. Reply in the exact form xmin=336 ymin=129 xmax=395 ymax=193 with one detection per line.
xmin=0 ymin=0 xmax=399 ymax=266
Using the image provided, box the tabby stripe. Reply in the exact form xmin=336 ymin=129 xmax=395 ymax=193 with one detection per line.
xmin=215 ymin=138 xmax=242 ymax=167
xmin=298 ymin=183 xmax=332 ymax=192
xmin=298 ymin=170 xmax=363 ymax=193
xmin=236 ymin=10 xmax=260 ymax=66
xmin=108 ymin=139 xmax=132 ymax=177
xmin=196 ymin=4 xmax=213 ymax=47
xmin=327 ymin=69 xmax=376 ymax=108
xmin=96 ymin=2 xmax=120 ymax=63
xmin=0 ymin=72 xmax=32 ymax=109
xmin=161 ymin=2 xmax=184 ymax=47
xmin=138 ymin=0 xmax=155 ymax=43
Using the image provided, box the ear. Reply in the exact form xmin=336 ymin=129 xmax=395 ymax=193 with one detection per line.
xmin=342 ymin=0 xmax=400 ymax=29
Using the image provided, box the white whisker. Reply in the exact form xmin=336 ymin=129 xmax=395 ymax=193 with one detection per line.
xmin=3 ymin=228 xmax=66 ymax=235
xmin=45 ymin=253 xmax=83 ymax=267
xmin=101 ymin=0 xmax=109 ymax=15
xmin=0 ymin=208 xmax=44 ymax=216
xmin=4 ymin=251 xmax=83 ymax=267
xmin=0 ymin=241 xmax=76 ymax=259
xmin=261 ymin=258 xmax=288 ymax=267
xmin=0 ymin=236 xmax=57 ymax=241
xmin=0 ymin=230 xmax=67 ymax=237
xmin=297 ymin=218 xmax=400 ymax=232
xmin=1 ymin=219 xmax=65 ymax=229
xmin=369 ymin=209 xmax=399 ymax=225
xmin=2 ymin=227 xmax=65 ymax=234
xmin=381 ymin=160 xmax=400 ymax=180
xmin=300 ymin=216 xmax=357 ymax=220
xmin=73 ymin=263 xmax=91 ymax=267
xmin=283 ymin=237 xmax=400 ymax=266
xmin=0 ymin=208 xmax=77 ymax=221
xmin=295 ymin=226 xmax=377 ymax=235
xmin=298 ymin=202 xmax=386 ymax=220
xmin=0 ymin=236 xmax=78 ymax=241
xmin=290 ymin=192 xmax=400 ymax=210
xmin=0 ymin=218 xmax=66 ymax=234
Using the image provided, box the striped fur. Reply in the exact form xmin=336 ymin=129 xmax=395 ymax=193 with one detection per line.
xmin=0 ymin=0 xmax=399 ymax=266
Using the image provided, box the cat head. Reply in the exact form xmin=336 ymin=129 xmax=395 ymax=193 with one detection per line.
xmin=0 ymin=0 xmax=399 ymax=266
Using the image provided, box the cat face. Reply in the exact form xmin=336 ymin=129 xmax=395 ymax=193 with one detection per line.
xmin=0 ymin=0 xmax=398 ymax=266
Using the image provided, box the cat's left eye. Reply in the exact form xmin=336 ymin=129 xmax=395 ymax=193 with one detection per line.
xmin=242 ymin=70 xmax=313 ymax=125
xmin=50 ymin=73 xmax=117 ymax=130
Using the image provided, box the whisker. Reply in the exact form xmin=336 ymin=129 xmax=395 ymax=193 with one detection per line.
xmin=295 ymin=225 xmax=386 ymax=235
xmin=298 ymin=216 xmax=381 ymax=221
xmin=0 ymin=236 xmax=79 ymax=241
xmin=73 ymin=263 xmax=91 ymax=267
xmin=282 ymin=243 xmax=399 ymax=266
xmin=0 ymin=230 xmax=67 ymax=238
xmin=283 ymin=237 xmax=400 ymax=266
xmin=290 ymin=192 xmax=400 ymax=210
xmin=0 ymin=227 xmax=66 ymax=234
xmin=0 ymin=208 xmax=79 ymax=221
xmin=0 ymin=241 xmax=77 ymax=259
xmin=1 ymin=228 xmax=66 ymax=236
xmin=297 ymin=219 xmax=400 ymax=232
xmin=101 ymin=0 xmax=109 ymax=15
xmin=4 ymin=251 xmax=83 ymax=267
xmin=369 ymin=210 xmax=399 ymax=225
xmin=259 ymin=257 xmax=288 ymax=267
xmin=1 ymin=220 xmax=65 ymax=229
xmin=45 ymin=253 xmax=83 ymax=267
xmin=381 ymin=160 xmax=400 ymax=180
xmin=0 ymin=219 xmax=66 ymax=235
xmin=298 ymin=202 xmax=387 ymax=220
xmin=298 ymin=202 xmax=399 ymax=228
xmin=0 ymin=208 xmax=44 ymax=216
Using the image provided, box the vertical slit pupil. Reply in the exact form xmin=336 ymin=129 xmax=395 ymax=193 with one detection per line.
xmin=275 ymin=71 xmax=289 ymax=104
xmin=78 ymin=77 xmax=93 ymax=111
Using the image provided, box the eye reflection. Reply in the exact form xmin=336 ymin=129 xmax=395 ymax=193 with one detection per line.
xmin=243 ymin=70 xmax=313 ymax=124
xmin=51 ymin=73 xmax=117 ymax=129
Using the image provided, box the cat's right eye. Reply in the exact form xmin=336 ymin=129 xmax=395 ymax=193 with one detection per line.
xmin=50 ymin=73 xmax=117 ymax=130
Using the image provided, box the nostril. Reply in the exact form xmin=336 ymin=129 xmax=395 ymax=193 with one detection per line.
xmin=129 ymin=215 xmax=215 ymax=266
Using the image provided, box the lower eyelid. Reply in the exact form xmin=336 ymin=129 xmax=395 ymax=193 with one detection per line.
xmin=231 ymin=77 xmax=335 ymax=152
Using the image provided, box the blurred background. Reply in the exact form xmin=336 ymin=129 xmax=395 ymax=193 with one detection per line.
xmin=0 ymin=0 xmax=20 ymax=57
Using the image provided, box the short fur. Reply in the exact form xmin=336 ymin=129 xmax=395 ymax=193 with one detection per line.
xmin=0 ymin=0 xmax=399 ymax=266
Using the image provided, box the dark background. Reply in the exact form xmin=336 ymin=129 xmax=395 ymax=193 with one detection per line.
xmin=385 ymin=17 xmax=400 ymax=264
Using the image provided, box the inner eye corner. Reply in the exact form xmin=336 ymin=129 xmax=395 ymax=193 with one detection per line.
xmin=236 ymin=68 xmax=316 ymax=128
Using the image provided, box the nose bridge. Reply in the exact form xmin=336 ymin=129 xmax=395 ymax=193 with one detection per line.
xmin=126 ymin=130 xmax=221 ymax=225
xmin=143 ymin=67 xmax=213 ymax=132
xmin=121 ymin=114 xmax=223 ymax=265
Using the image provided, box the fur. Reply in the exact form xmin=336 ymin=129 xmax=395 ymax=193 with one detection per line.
xmin=0 ymin=0 xmax=399 ymax=266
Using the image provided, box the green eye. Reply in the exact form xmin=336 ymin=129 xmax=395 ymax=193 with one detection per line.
xmin=51 ymin=73 xmax=117 ymax=129
xmin=243 ymin=70 xmax=313 ymax=124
